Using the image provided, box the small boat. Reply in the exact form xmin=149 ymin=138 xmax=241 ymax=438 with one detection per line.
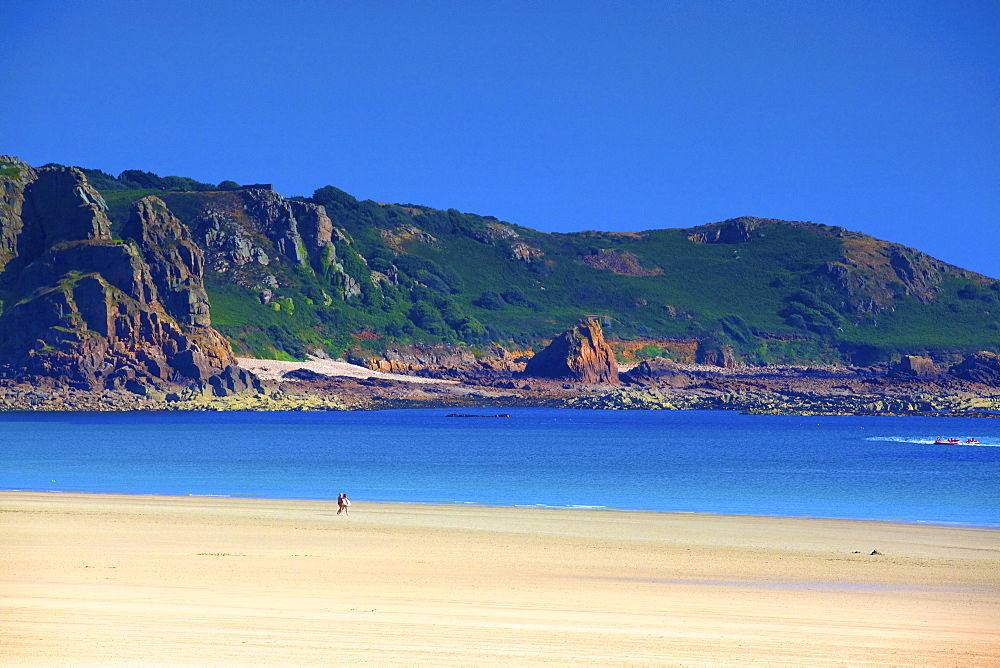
xmin=934 ymin=438 xmax=960 ymax=445
xmin=965 ymin=438 xmax=980 ymax=445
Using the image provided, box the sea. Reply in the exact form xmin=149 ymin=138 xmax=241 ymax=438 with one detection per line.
xmin=1 ymin=408 xmax=997 ymax=527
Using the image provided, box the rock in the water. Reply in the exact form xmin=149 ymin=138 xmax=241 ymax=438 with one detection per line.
xmin=524 ymin=318 xmax=619 ymax=384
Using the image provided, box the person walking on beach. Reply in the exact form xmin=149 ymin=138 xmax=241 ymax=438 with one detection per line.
xmin=337 ymin=493 xmax=351 ymax=515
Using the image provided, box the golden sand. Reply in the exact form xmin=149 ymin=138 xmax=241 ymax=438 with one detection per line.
xmin=2 ymin=492 xmax=997 ymax=665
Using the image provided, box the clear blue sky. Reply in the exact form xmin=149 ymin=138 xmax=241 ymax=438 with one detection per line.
xmin=4 ymin=1 xmax=998 ymax=277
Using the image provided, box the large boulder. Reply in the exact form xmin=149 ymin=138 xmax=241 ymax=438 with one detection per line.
xmin=524 ymin=318 xmax=619 ymax=384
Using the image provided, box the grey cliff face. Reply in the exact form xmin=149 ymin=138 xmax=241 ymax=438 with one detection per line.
xmin=181 ymin=188 xmax=365 ymax=303
xmin=123 ymin=196 xmax=213 ymax=328
xmin=0 ymin=156 xmax=38 ymax=273
xmin=239 ymin=189 xmax=337 ymax=267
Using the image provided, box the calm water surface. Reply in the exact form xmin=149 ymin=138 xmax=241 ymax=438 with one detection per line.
xmin=1 ymin=408 xmax=997 ymax=526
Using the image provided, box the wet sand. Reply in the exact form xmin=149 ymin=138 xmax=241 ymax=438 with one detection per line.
xmin=2 ymin=492 xmax=998 ymax=665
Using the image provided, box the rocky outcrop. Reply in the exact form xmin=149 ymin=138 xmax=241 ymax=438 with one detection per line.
xmin=884 ymin=246 xmax=944 ymax=304
xmin=355 ymin=344 xmax=478 ymax=373
xmin=0 ymin=156 xmax=38 ymax=272
xmin=950 ymin=351 xmax=1000 ymax=385
xmin=207 ymin=364 xmax=263 ymax=396
xmin=686 ymin=217 xmax=763 ymax=244
xmin=622 ymin=359 xmax=691 ymax=387
xmin=1 ymin=160 xmax=111 ymax=275
xmin=290 ymin=200 xmax=336 ymax=262
xmin=178 ymin=189 xmax=363 ymax=305
xmin=523 ymin=318 xmax=619 ymax=384
xmin=891 ymin=355 xmax=939 ymax=378
xmin=582 ymin=249 xmax=662 ymax=276
xmin=240 ymin=189 xmax=309 ymax=266
xmin=238 ymin=189 xmax=342 ymax=269
xmin=696 ymin=340 xmax=736 ymax=368
xmin=123 ymin=196 xmax=213 ymax=327
xmin=0 ymin=163 xmax=252 ymax=394
xmin=197 ymin=208 xmax=272 ymax=270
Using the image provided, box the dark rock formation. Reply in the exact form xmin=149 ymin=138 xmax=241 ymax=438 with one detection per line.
xmin=950 ymin=351 xmax=1000 ymax=385
xmin=209 ymin=365 xmax=264 ymax=396
xmin=179 ymin=188 xmax=361 ymax=304
xmin=0 ymin=156 xmax=38 ymax=272
xmin=240 ymin=189 xmax=309 ymax=266
xmin=0 ymin=162 xmax=252 ymax=394
xmin=523 ymin=318 xmax=619 ymax=384
xmin=686 ymin=217 xmax=762 ymax=244
xmin=622 ymin=359 xmax=691 ymax=387
xmin=884 ymin=247 xmax=944 ymax=304
xmin=696 ymin=340 xmax=736 ymax=368
xmin=2 ymin=159 xmax=112 ymax=275
xmin=238 ymin=189 xmax=341 ymax=269
xmin=123 ymin=196 xmax=214 ymax=326
xmin=283 ymin=368 xmax=332 ymax=382
xmin=891 ymin=355 xmax=939 ymax=378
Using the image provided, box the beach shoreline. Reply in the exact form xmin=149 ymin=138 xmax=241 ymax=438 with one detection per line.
xmin=3 ymin=491 xmax=998 ymax=665
xmin=3 ymin=488 xmax=999 ymax=530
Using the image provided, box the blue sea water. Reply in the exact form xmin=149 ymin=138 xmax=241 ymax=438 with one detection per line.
xmin=1 ymin=408 xmax=998 ymax=527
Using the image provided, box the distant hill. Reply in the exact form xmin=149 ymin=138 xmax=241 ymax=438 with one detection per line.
xmin=5 ymin=159 xmax=999 ymax=368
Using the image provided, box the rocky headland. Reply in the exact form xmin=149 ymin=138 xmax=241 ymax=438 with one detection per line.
xmin=2 ymin=157 xmax=999 ymax=415
xmin=0 ymin=157 xmax=257 ymax=399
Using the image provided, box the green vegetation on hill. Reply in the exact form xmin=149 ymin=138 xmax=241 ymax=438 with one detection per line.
xmin=89 ymin=169 xmax=1000 ymax=365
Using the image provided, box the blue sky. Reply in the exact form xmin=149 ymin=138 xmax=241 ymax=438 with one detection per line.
xmin=4 ymin=1 xmax=998 ymax=277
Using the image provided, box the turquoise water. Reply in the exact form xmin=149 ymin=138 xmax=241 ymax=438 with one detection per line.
xmin=1 ymin=408 xmax=997 ymax=526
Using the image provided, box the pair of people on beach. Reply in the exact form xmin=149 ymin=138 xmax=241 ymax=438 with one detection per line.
xmin=337 ymin=493 xmax=351 ymax=515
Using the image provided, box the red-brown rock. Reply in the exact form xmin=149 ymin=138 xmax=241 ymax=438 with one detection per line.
xmin=523 ymin=318 xmax=619 ymax=384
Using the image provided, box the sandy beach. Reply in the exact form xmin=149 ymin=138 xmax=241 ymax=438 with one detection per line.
xmin=2 ymin=492 xmax=997 ymax=665
xmin=234 ymin=356 xmax=457 ymax=384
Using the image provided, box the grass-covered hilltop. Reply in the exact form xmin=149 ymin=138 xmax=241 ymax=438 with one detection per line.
xmin=4 ymin=157 xmax=999 ymax=371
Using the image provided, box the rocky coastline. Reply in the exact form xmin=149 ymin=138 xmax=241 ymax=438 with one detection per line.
xmin=2 ymin=317 xmax=1000 ymax=416
xmin=4 ymin=353 xmax=1000 ymax=417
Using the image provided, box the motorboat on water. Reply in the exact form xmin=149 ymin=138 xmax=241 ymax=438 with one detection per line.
xmin=932 ymin=437 xmax=980 ymax=445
